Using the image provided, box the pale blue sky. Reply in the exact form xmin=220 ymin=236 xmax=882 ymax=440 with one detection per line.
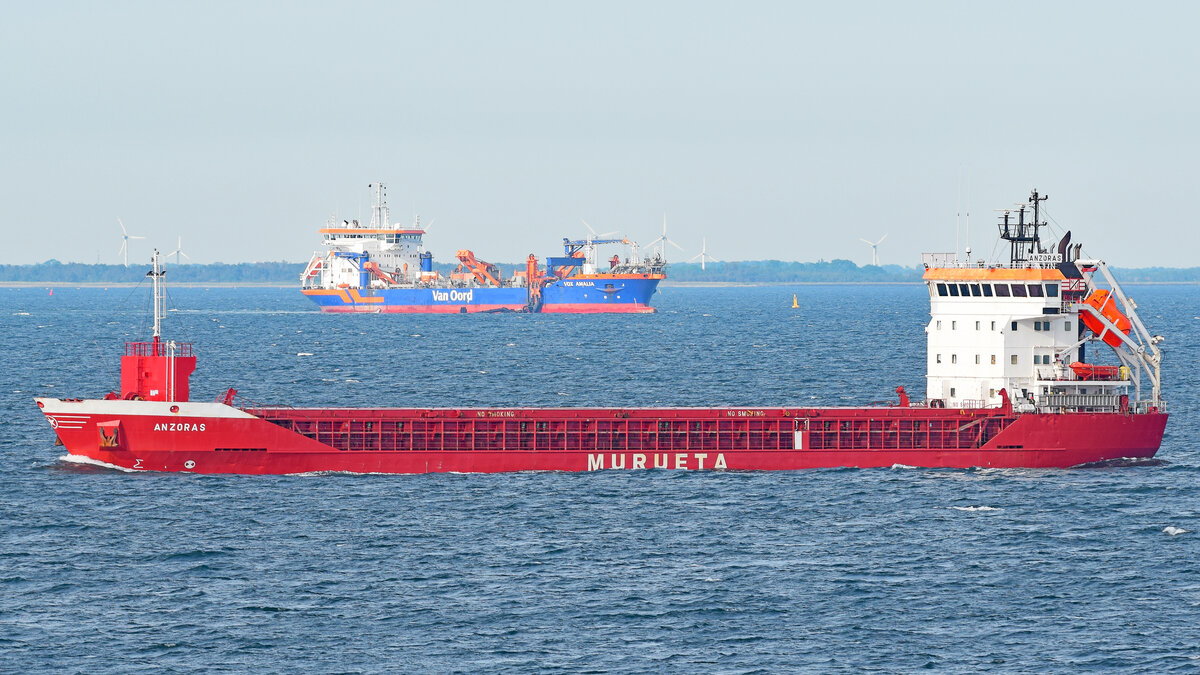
xmin=2 ymin=1 xmax=1196 ymax=266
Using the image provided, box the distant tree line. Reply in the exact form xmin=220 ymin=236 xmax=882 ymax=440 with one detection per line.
xmin=665 ymin=260 xmax=923 ymax=282
xmin=2 ymin=259 xmax=1198 ymax=284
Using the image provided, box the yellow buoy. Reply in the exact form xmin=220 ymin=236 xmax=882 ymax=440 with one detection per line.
xmin=791 ymin=294 xmax=799 ymax=308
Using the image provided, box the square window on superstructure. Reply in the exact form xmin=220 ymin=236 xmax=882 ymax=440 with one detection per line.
xmin=1012 ymin=284 xmax=1028 ymax=298
xmin=996 ymin=284 xmax=1011 ymax=297
xmin=975 ymin=355 xmax=980 ymax=364
xmin=975 ymin=321 xmax=980 ymax=330
xmin=1011 ymin=321 xmax=1018 ymax=331
xmin=1029 ymin=284 xmax=1044 ymax=297
xmin=1011 ymin=354 xmax=1018 ymax=365
xmin=991 ymin=321 xmax=996 ymax=330
xmin=952 ymin=354 xmax=958 ymax=364
xmin=937 ymin=283 xmax=948 ymax=296
xmin=936 ymin=320 xmax=942 ymax=330
xmin=1034 ymin=322 xmax=1041 ymax=332
xmin=989 ymin=388 xmax=996 ymax=397
xmin=952 ymin=321 xmax=957 ymax=330
xmin=982 ymin=284 xmax=994 ymax=297
xmin=1046 ymin=283 xmax=1059 ymax=297
xmin=936 ymin=354 xmax=942 ymax=364
xmin=950 ymin=387 xmax=957 ymax=397
xmin=991 ymin=354 xmax=996 ymax=365
xmin=1065 ymin=320 xmax=1072 ymax=331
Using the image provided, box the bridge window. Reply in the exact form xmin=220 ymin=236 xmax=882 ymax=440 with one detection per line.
xmin=948 ymin=284 xmax=960 ymax=296
xmin=982 ymin=284 xmax=994 ymax=297
xmin=970 ymin=284 xmax=981 ymax=296
xmin=1012 ymin=284 xmax=1028 ymax=297
xmin=936 ymin=283 xmax=948 ymax=296
xmin=1028 ymin=284 xmax=1044 ymax=297
xmin=995 ymin=284 xmax=1011 ymax=297
xmin=1046 ymin=283 xmax=1059 ymax=297
xmin=958 ymin=284 xmax=970 ymax=296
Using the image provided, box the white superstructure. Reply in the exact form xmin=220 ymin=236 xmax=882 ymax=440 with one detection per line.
xmin=922 ymin=190 xmax=1163 ymax=413
xmin=301 ymin=182 xmax=432 ymax=289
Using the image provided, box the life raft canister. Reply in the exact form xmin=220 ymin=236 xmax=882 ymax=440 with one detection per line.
xmin=1080 ymin=289 xmax=1132 ymax=348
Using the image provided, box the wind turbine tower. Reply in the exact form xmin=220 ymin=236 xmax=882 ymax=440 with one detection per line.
xmin=689 ymin=237 xmax=721 ymax=271
xmin=647 ymin=214 xmax=684 ymax=261
xmin=169 ymin=236 xmax=191 ymax=265
xmin=117 ymin=219 xmax=146 ymax=268
xmin=859 ymin=234 xmax=887 ymax=266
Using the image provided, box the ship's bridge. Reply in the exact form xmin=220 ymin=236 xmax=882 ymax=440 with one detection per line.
xmin=917 ymin=189 xmax=1161 ymax=414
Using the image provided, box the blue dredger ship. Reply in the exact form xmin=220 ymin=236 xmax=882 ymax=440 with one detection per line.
xmin=301 ymin=183 xmax=666 ymax=313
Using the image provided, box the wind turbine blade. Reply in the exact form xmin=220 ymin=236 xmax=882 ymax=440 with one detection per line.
xmin=130 ymin=235 xmax=146 ymax=240
xmin=877 ymin=233 xmax=888 ymax=245
xmin=180 ymin=251 xmax=191 ymax=261
xmin=859 ymin=238 xmax=873 ymax=245
xmin=118 ymin=218 xmax=128 ymax=236
xmin=118 ymin=241 xmax=127 ymax=255
xmin=689 ymin=253 xmax=702 ymax=262
xmin=667 ymin=239 xmax=685 ymax=252
xmin=580 ymin=218 xmax=597 ymax=236
xmin=598 ymin=231 xmax=619 ymax=238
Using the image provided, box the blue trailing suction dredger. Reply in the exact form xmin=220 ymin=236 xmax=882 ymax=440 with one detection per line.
xmin=301 ymin=183 xmax=667 ymax=313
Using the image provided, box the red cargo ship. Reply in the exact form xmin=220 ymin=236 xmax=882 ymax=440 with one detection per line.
xmin=37 ymin=190 xmax=1167 ymax=473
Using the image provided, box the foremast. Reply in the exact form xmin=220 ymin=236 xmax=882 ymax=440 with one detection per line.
xmin=119 ymin=250 xmax=197 ymax=402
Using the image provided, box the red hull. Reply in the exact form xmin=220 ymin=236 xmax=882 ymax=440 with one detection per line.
xmin=37 ymin=398 xmax=1167 ymax=474
xmin=538 ymin=303 xmax=656 ymax=314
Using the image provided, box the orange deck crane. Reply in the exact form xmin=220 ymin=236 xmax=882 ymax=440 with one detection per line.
xmin=454 ymin=250 xmax=503 ymax=287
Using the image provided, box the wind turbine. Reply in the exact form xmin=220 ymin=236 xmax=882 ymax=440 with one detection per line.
xmin=859 ymin=234 xmax=887 ymax=266
xmin=647 ymin=214 xmax=684 ymax=261
xmin=580 ymin=218 xmax=618 ymax=240
xmin=168 ymin=236 xmax=191 ymax=264
xmin=689 ymin=237 xmax=721 ymax=271
xmin=117 ymin=218 xmax=146 ymax=267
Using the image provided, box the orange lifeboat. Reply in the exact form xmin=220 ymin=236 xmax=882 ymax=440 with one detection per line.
xmin=1068 ymin=362 xmax=1120 ymax=381
xmin=1080 ymin=289 xmax=1131 ymax=348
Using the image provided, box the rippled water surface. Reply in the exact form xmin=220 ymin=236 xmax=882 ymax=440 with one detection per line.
xmin=2 ymin=284 xmax=1198 ymax=672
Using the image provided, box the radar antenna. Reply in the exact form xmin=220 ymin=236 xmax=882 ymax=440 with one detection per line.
xmin=997 ymin=189 xmax=1050 ymax=266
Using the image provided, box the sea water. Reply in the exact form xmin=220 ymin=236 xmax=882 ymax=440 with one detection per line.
xmin=1 ymin=284 xmax=1198 ymax=672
